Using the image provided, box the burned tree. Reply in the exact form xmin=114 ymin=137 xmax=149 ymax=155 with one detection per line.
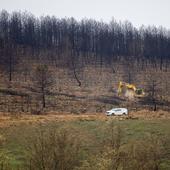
xmin=34 ymin=64 xmax=54 ymax=108
xmin=146 ymin=71 xmax=161 ymax=111
xmin=148 ymin=80 xmax=158 ymax=111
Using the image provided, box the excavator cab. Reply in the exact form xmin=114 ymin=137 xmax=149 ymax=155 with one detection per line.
xmin=135 ymin=88 xmax=144 ymax=95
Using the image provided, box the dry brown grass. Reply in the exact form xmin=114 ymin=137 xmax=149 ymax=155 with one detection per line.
xmin=129 ymin=109 xmax=170 ymax=119
xmin=0 ymin=110 xmax=169 ymax=128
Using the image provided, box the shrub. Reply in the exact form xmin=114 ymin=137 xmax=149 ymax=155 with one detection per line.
xmin=26 ymin=126 xmax=87 ymax=170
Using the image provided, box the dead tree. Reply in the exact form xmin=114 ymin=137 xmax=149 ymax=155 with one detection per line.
xmin=149 ymin=80 xmax=157 ymax=111
xmin=146 ymin=72 xmax=161 ymax=111
xmin=34 ymin=64 xmax=54 ymax=109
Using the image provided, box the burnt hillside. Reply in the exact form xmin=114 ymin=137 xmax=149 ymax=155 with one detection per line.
xmin=0 ymin=10 xmax=170 ymax=113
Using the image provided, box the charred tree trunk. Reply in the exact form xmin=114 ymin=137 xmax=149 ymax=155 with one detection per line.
xmin=72 ymin=58 xmax=81 ymax=87
xmin=41 ymin=86 xmax=46 ymax=108
xmin=151 ymin=80 xmax=157 ymax=111
xmin=9 ymin=53 xmax=12 ymax=81
xmin=71 ymin=50 xmax=81 ymax=87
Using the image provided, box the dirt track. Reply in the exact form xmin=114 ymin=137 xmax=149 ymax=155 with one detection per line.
xmin=0 ymin=110 xmax=169 ymax=128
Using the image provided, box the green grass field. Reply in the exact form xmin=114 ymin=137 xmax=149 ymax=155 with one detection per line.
xmin=0 ymin=117 xmax=170 ymax=170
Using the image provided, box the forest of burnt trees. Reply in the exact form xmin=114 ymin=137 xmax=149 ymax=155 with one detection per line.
xmin=0 ymin=10 xmax=170 ymax=72
xmin=0 ymin=10 xmax=170 ymax=113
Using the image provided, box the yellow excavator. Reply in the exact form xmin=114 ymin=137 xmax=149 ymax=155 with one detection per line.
xmin=118 ymin=81 xmax=145 ymax=98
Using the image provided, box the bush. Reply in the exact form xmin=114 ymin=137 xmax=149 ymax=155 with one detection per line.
xmin=0 ymin=152 xmax=13 ymax=170
xmin=77 ymin=121 xmax=163 ymax=170
xmin=26 ymin=126 xmax=88 ymax=170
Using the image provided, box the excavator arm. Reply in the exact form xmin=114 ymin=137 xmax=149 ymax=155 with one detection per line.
xmin=118 ymin=81 xmax=144 ymax=97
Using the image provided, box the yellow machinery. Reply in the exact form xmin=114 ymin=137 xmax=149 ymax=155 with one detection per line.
xmin=118 ymin=81 xmax=144 ymax=97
